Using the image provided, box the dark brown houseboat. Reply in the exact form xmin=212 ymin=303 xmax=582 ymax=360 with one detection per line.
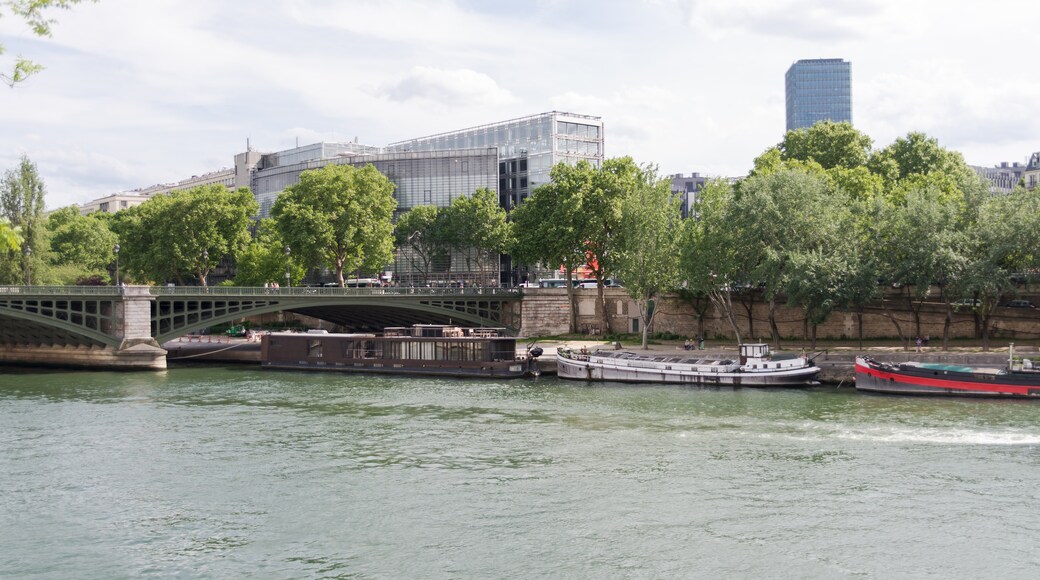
xmin=261 ymin=324 xmax=539 ymax=378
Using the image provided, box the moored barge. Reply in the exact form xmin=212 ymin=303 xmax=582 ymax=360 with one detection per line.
xmin=557 ymin=343 xmax=820 ymax=386
xmin=261 ymin=324 xmax=539 ymax=378
xmin=855 ymin=346 xmax=1040 ymax=397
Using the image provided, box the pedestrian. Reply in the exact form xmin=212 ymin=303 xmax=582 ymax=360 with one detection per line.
xmin=916 ymin=336 xmax=922 ymax=352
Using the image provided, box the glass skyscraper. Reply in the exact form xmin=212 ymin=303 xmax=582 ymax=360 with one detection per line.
xmin=785 ymin=59 xmax=852 ymax=131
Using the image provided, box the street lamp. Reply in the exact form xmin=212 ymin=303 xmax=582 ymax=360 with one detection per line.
xmin=201 ymin=249 xmax=209 ymax=286
xmin=114 ymin=243 xmax=120 ymax=286
xmin=24 ymin=246 xmax=31 ymax=286
xmin=284 ymin=245 xmax=291 ymax=288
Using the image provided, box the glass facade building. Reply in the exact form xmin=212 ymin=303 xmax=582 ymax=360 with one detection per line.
xmin=386 ymin=111 xmax=604 ymax=211
xmin=785 ymin=59 xmax=852 ymax=131
xmin=249 ymin=146 xmax=499 ymax=284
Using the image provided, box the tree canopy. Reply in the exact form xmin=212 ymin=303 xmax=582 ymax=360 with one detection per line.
xmin=1 ymin=0 xmax=92 ymax=86
xmin=111 ymin=185 xmax=257 ymax=285
xmin=272 ymin=164 xmax=397 ymax=286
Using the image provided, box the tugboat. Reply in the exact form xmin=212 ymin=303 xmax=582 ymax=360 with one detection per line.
xmin=556 ymin=343 xmax=819 ymax=386
xmin=855 ymin=344 xmax=1040 ymax=397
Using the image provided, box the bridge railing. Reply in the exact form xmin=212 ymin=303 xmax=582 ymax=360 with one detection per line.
xmin=150 ymin=286 xmax=523 ymax=298
xmin=0 ymin=285 xmax=524 ymax=298
xmin=0 ymin=285 xmax=123 ymax=296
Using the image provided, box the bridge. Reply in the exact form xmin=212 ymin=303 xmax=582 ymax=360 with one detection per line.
xmin=0 ymin=285 xmax=523 ymax=370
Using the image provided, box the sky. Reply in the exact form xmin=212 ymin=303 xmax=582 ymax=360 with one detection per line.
xmin=1 ymin=0 xmax=1038 ymax=210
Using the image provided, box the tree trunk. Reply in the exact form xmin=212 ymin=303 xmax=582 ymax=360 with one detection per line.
xmin=811 ymin=322 xmax=817 ymax=349
xmin=981 ymin=315 xmax=992 ymax=351
xmin=597 ymin=279 xmax=609 ymax=334
xmin=856 ymin=309 xmax=864 ymax=349
xmin=768 ymin=296 xmax=781 ymax=350
xmin=565 ymin=268 xmax=577 ymax=334
xmin=709 ymin=289 xmax=742 ymax=344
xmin=942 ymin=303 xmax=952 ymax=351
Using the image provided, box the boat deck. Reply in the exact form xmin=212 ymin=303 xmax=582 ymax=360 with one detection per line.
xmin=590 ymin=350 xmax=736 ymax=366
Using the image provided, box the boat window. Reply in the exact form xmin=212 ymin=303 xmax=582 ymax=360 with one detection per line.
xmin=308 ymin=339 xmax=323 ymax=358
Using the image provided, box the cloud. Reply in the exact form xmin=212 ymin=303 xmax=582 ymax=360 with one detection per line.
xmin=379 ymin=66 xmax=518 ymax=107
xmin=673 ymin=0 xmax=895 ymax=41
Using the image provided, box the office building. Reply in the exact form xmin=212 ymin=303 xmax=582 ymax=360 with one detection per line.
xmin=387 ymin=111 xmax=604 ymax=210
xmin=669 ymin=173 xmax=708 ymax=219
xmin=785 ymin=59 xmax=852 ymax=131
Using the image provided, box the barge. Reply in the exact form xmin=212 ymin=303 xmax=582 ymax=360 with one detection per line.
xmin=261 ymin=324 xmax=540 ymax=378
xmin=855 ymin=345 xmax=1040 ymax=397
xmin=557 ymin=343 xmax=820 ymax=386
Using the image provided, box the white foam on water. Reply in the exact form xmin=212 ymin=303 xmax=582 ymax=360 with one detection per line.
xmin=792 ymin=423 xmax=1040 ymax=446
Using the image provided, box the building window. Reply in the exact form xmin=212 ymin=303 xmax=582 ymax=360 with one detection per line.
xmin=424 ymin=189 xmax=432 ymax=203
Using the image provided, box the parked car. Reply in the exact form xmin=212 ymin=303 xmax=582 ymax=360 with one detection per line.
xmin=952 ymin=298 xmax=980 ymax=310
xmin=1001 ymin=300 xmax=1036 ymax=309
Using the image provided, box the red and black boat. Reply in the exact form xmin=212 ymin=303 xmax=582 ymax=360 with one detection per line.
xmin=855 ymin=347 xmax=1040 ymax=398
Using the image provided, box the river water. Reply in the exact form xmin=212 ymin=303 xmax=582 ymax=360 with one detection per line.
xmin=2 ymin=366 xmax=1039 ymax=579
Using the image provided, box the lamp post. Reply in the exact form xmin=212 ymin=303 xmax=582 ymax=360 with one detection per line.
xmin=114 ymin=243 xmax=120 ymax=286
xmin=24 ymin=246 xmax=31 ymax=286
xmin=284 ymin=245 xmax=291 ymax=288
xmin=201 ymin=249 xmax=209 ymax=286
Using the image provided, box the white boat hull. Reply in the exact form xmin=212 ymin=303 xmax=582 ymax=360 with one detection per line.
xmin=556 ymin=350 xmax=819 ymax=386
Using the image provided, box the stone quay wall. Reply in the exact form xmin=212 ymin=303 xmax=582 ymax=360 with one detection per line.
xmin=520 ymin=288 xmax=1040 ymax=342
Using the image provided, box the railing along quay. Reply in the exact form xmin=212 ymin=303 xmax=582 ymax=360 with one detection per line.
xmin=0 ymin=285 xmax=523 ymax=298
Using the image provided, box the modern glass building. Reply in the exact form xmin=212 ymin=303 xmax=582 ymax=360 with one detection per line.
xmin=785 ymin=59 xmax=852 ymax=131
xmin=247 ymin=145 xmax=499 ymax=284
xmin=386 ymin=111 xmax=604 ymax=210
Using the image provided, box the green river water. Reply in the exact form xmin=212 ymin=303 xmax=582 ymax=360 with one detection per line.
xmin=2 ymin=366 xmax=1039 ymax=578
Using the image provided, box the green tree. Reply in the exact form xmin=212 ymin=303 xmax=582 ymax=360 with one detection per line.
xmin=233 ymin=219 xmax=303 ymax=287
xmin=877 ymin=186 xmax=968 ymax=341
xmin=585 ymin=157 xmax=639 ymax=330
xmin=731 ymin=168 xmax=840 ymax=348
xmin=112 ymin=185 xmax=257 ymax=285
xmin=509 ymin=164 xmax=589 ymax=333
xmin=0 ymin=217 xmax=19 ymax=251
xmin=612 ymin=164 xmax=681 ymax=348
xmin=46 ymin=206 xmax=117 ymax=283
xmin=679 ymin=179 xmax=747 ymax=343
xmin=272 ymin=164 xmax=397 ymax=286
xmin=1 ymin=0 xmax=92 ymax=87
xmin=869 ymin=132 xmax=985 ymax=204
xmin=779 ymin=121 xmax=873 ymax=170
xmin=442 ymin=187 xmax=510 ymax=286
xmin=394 ymin=205 xmax=445 ymax=286
xmin=1 ymin=154 xmax=46 ymax=284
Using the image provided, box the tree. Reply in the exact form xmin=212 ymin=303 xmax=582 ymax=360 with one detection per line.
xmin=1 ymin=154 xmax=46 ymax=283
xmin=679 ymin=179 xmax=747 ymax=344
xmin=233 ymin=219 xmax=304 ymax=287
xmin=585 ymin=157 xmax=639 ymax=330
xmin=111 ymin=185 xmax=257 ymax=285
xmin=272 ymin=164 xmax=397 ymax=286
xmin=612 ymin=164 xmax=681 ymax=348
xmin=0 ymin=218 xmax=19 ymax=252
xmin=46 ymin=206 xmax=117 ymax=283
xmin=441 ymin=187 xmax=510 ymax=286
xmin=394 ymin=205 xmax=445 ymax=286
xmin=730 ymin=168 xmax=839 ymax=348
xmin=778 ymin=121 xmax=873 ymax=170
xmin=1 ymin=0 xmax=92 ymax=87
xmin=869 ymin=132 xmax=984 ymax=204
xmin=509 ymin=164 xmax=589 ymax=333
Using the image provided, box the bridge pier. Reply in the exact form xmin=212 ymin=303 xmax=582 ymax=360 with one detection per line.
xmin=0 ymin=286 xmax=166 ymax=370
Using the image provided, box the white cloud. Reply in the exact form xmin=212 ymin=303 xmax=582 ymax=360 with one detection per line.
xmin=2 ymin=0 xmax=1039 ymax=209
xmin=379 ymin=67 xmax=518 ymax=108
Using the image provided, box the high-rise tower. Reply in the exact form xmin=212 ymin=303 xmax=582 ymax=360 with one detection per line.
xmin=785 ymin=58 xmax=852 ymax=131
